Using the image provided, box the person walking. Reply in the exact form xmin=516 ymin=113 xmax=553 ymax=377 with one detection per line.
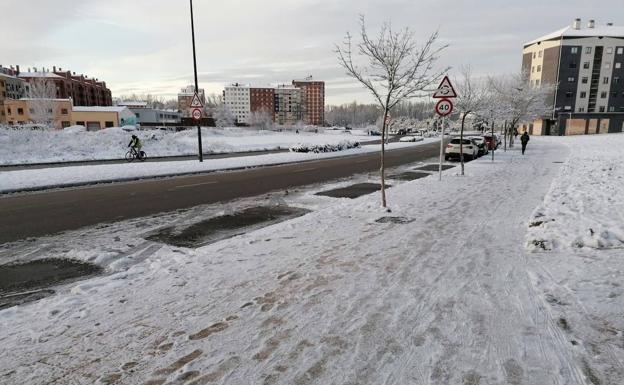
xmin=520 ymin=131 xmax=530 ymax=155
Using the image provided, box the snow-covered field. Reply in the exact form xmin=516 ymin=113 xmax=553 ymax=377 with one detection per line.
xmin=0 ymin=140 xmax=436 ymax=193
xmin=1 ymin=135 xmax=623 ymax=384
xmin=0 ymin=126 xmax=370 ymax=165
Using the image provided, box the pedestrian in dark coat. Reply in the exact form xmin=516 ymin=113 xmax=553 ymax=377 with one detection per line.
xmin=520 ymin=131 xmax=530 ymax=155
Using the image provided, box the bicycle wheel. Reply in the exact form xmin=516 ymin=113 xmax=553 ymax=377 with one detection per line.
xmin=139 ymin=151 xmax=147 ymax=162
xmin=125 ymin=150 xmax=135 ymax=162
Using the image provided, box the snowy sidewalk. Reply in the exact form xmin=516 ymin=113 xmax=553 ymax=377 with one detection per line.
xmin=0 ymin=140 xmax=434 ymax=193
xmin=1 ymin=137 xmax=623 ymax=384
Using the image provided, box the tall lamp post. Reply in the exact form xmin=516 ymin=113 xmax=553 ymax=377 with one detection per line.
xmin=190 ymin=0 xmax=203 ymax=162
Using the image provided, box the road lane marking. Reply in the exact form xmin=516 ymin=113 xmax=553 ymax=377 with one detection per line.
xmin=174 ymin=180 xmax=219 ymax=189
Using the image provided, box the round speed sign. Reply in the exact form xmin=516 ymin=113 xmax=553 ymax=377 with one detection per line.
xmin=435 ymin=98 xmax=453 ymax=117
xmin=192 ymin=108 xmax=202 ymax=120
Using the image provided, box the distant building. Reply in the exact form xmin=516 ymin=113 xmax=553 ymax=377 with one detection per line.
xmin=522 ymin=18 xmax=624 ymax=135
xmin=117 ymin=101 xmax=181 ymax=125
xmin=292 ymin=77 xmax=325 ymax=125
xmin=274 ymin=85 xmax=302 ymax=125
xmin=0 ymin=68 xmax=27 ymax=124
xmin=249 ymin=87 xmax=275 ymax=121
xmin=178 ymin=85 xmax=206 ymax=117
xmin=3 ymin=98 xmax=73 ymax=129
xmin=72 ymin=106 xmax=136 ymax=130
xmin=223 ymin=83 xmax=251 ymax=124
xmin=5 ymin=65 xmax=113 ymax=106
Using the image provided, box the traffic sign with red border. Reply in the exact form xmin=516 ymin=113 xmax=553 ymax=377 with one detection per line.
xmin=432 ymin=76 xmax=457 ymax=99
xmin=192 ymin=108 xmax=202 ymax=120
xmin=190 ymin=92 xmax=204 ymax=108
xmin=435 ymin=98 xmax=453 ymax=116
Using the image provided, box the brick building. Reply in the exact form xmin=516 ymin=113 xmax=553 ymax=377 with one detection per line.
xmin=292 ymin=77 xmax=325 ymax=125
xmin=249 ymin=87 xmax=275 ymax=121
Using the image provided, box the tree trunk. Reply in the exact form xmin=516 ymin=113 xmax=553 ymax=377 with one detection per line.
xmin=380 ymin=108 xmax=388 ymax=208
xmin=503 ymin=122 xmax=507 ymax=152
xmin=460 ymin=111 xmax=470 ymax=176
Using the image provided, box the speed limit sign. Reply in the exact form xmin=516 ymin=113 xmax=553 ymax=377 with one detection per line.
xmin=435 ymin=98 xmax=453 ymax=116
xmin=192 ymin=108 xmax=202 ymax=121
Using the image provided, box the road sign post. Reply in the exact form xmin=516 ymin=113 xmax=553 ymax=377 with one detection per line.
xmin=433 ymin=76 xmax=457 ymax=181
xmin=189 ymin=0 xmax=203 ymax=162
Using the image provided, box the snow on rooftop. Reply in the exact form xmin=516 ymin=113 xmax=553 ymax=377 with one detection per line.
xmin=73 ymin=106 xmax=128 ymax=113
xmin=18 ymin=72 xmax=63 ymax=79
xmin=525 ymin=22 xmax=624 ymax=46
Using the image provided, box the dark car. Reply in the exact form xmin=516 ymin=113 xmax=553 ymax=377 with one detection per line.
xmin=483 ymin=134 xmax=499 ymax=150
xmin=469 ymin=136 xmax=488 ymax=156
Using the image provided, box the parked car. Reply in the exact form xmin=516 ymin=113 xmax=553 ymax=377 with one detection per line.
xmin=395 ymin=128 xmax=407 ymax=136
xmin=399 ymin=135 xmax=424 ymax=142
xmin=483 ymin=134 xmax=499 ymax=150
xmin=469 ymin=136 xmax=488 ymax=156
xmin=445 ymin=138 xmax=478 ymax=161
xmin=368 ymin=129 xmax=381 ymax=136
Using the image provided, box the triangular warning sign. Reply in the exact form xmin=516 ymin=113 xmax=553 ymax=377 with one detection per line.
xmin=432 ymin=76 xmax=457 ymax=98
xmin=190 ymin=92 xmax=204 ymax=108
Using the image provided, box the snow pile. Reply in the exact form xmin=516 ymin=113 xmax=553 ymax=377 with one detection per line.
xmin=289 ymin=140 xmax=360 ymax=153
xmin=526 ymin=134 xmax=624 ymax=251
xmin=0 ymin=127 xmax=379 ymax=165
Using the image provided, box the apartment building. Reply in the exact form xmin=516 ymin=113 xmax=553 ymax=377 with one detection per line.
xmin=223 ymin=83 xmax=251 ymax=124
xmin=522 ymin=19 xmax=624 ymax=135
xmin=178 ymin=85 xmax=206 ymax=117
xmin=249 ymin=87 xmax=275 ymax=121
xmin=274 ymin=85 xmax=302 ymax=125
xmin=292 ymin=77 xmax=325 ymax=125
xmin=0 ymin=71 xmax=27 ymax=123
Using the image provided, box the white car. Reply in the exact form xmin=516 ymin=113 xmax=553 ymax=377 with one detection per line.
xmin=399 ymin=135 xmax=424 ymax=143
xmin=444 ymin=138 xmax=478 ymax=161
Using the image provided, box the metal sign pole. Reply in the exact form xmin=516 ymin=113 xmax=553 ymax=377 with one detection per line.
xmin=438 ymin=116 xmax=445 ymax=181
xmin=190 ymin=0 xmax=203 ymax=162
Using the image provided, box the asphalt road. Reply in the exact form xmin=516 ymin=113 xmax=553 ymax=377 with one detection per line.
xmin=0 ymin=141 xmax=443 ymax=244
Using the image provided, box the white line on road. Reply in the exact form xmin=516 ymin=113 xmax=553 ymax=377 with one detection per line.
xmin=174 ymin=180 xmax=219 ymax=189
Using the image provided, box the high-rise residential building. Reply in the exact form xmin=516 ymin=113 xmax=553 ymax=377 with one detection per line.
xmin=178 ymin=85 xmax=206 ymax=117
xmin=274 ymin=85 xmax=302 ymax=125
xmin=522 ymin=19 xmax=624 ymax=135
xmin=249 ymin=87 xmax=275 ymax=121
xmin=292 ymin=77 xmax=325 ymax=125
xmin=223 ymin=83 xmax=251 ymax=124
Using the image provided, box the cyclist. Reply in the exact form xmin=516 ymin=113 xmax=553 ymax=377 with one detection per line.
xmin=128 ymin=135 xmax=143 ymax=159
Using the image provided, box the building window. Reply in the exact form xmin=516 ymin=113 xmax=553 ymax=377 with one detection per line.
xmin=537 ymin=65 xmax=541 ymax=72
xmin=105 ymin=121 xmax=114 ymax=128
xmin=29 ymin=108 xmax=34 ymax=114
xmin=605 ymin=62 xmax=611 ymax=69
xmin=601 ymin=91 xmax=607 ymax=98
xmin=565 ymin=91 xmax=574 ymax=98
xmin=17 ymin=108 xmax=23 ymax=115
xmin=62 ymin=121 xmax=70 ymax=128
xmin=580 ymin=91 xmax=587 ymax=98
xmin=570 ymin=62 xmax=577 ymax=69
xmin=61 ymin=108 xmax=68 ymax=115
xmin=603 ymin=77 xmax=609 ymax=84
xmin=607 ymin=47 xmax=614 ymax=54
xmin=7 ymin=108 xmax=11 ymax=115
xmin=571 ymin=47 xmax=578 ymax=54
xmin=533 ymin=52 xmax=536 ymax=59
xmin=568 ymin=77 xmax=575 ymax=82
xmin=618 ymin=47 xmax=624 ymax=54
xmin=616 ymin=62 xmax=622 ymax=69
xmin=582 ymin=77 xmax=589 ymax=84
xmin=613 ymin=92 xmax=618 ymax=98
xmin=583 ymin=62 xmax=590 ymax=69
xmin=585 ymin=47 xmax=592 ymax=54
xmin=599 ymin=106 xmax=605 ymax=112
xmin=578 ymin=107 xmax=585 ymax=112
xmin=531 ymin=66 xmax=535 ymax=73
xmin=538 ymin=50 xmax=543 ymax=58
xmin=616 ymin=77 xmax=621 ymax=84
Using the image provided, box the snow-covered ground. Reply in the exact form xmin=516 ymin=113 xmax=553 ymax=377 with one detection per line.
xmin=0 ymin=140 xmax=436 ymax=193
xmin=1 ymin=135 xmax=623 ymax=384
xmin=0 ymin=126 xmax=371 ymax=165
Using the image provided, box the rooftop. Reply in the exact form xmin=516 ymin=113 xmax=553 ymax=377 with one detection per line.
xmin=18 ymin=72 xmax=64 ymax=79
xmin=525 ymin=19 xmax=624 ymax=46
xmin=73 ymin=106 xmax=129 ymax=113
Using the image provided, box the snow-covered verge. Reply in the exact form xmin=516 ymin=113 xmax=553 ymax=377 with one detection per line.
xmin=0 ymin=140 xmax=435 ymax=193
xmin=1 ymin=137 xmax=623 ymax=384
xmin=526 ymin=134 xmax=624 ymax=251
xmin=289 ymin=140 xmax=360 ymax=153
xmin=0 ymin=126 xmax=366 ymax=165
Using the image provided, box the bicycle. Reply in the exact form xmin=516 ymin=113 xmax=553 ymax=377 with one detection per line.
xmin=125 ymin=147 xmax=147 ymax=162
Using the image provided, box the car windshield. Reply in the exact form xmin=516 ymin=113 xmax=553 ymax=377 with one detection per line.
xmin=450 ymin=139 xmax=472 ymax=144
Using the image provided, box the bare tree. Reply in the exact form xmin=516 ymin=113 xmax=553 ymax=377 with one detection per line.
xmin=454 ymin=66 xmax=487 ymax=175
xmin=489 ymin=72 xmax=554 ymax=148
xmin=28 ymin=77 xmax=58 ymax=128
xmin=335 ymin=15 xmax=448 ymax=207
xmin=249 ymin=107 xmax=274 ymax=130
xmin=213 ymin=102 xmax=236 ymax=127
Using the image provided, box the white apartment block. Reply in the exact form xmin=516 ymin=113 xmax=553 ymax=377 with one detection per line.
xmin=223 ymin=83 xmax=251 ymax=125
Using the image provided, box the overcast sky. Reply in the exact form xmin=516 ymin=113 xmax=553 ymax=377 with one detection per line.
xmin=3 ymin=0 xmax=622 ymax=105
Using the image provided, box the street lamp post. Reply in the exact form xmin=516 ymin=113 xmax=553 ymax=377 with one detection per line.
xmin=190 ymin=0 xmax=203 ymax=162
